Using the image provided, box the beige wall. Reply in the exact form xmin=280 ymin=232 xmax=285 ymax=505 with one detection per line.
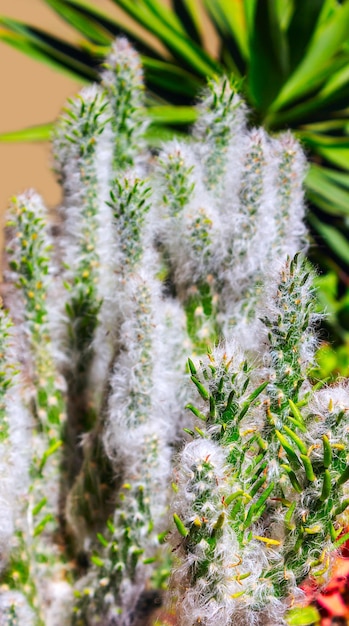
xmin=0 ymin=0 xmax=160 ymax=215
xmin=0 ymin=0 xmax=215 ymax=217
xmin=0 ymin=0 xmax=81 ymax=213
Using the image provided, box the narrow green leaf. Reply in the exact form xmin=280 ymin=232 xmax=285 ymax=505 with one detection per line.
xmin=306 ymin=178 xmax=349 ymax=217
xmin=253 ymin=482 xmax=275 ymax=516
xmin=333 ymin=498 xmax=349 ymax=517
xmin=0 ymin=18 xmax=96 ymax=82
xmin=314 ymin=167 xmax=349 ymax=190
xmin=0 ymin=122 xmax=53 ymax=143
xmin=97 ymin=533 xmax=109 ymax=548
xmin=172 ymin=0 xmax=203 ymax=44
xmin=288 ymin=399 xmax=305 ymax=425
xmin=276 ymin=430 xmax=301 ymax=470
xmin=282 ymin=425 xmax=307 ymax=455
xmin=187 ymin=358 xmax=197 ymax=376
xmin=286 ymin=0 xmax=325 ymax=71
xmin=110 ymin=0 xmax=220 ymax=77
xmin=333 ymin=530 xmax=349 ymax=549
xmin=322 ymin=435 xmax=332 ymax=469
xmin=173 ymin=513 xmax=189 ymax=537
xmin=300 ymin=454 xmax=316 ymax=482
xmin=309 ymin=215 xmax=349 ymax=266
xmin=248 ymin=0 xmax=289 ymax=110
xmin=142 ymin=0 xmax=186 ymax=32
xmin=43 ymin=0 xmax=111 ymax=44
xmin=144 ymin=125 xmax=187 ymax=147
xmin=306 ymin=165 xmax=349 ymax=216
xmin=148 ymin=105 xmax=197 ymax=126
xmin=185 ymin=403 xmax=207 ymax=421
xmin=204 ymin=0 xmax=248 ymax=64
xmin=191 ymin=376 xmax=210 ymax=401
xmin=38 ymin=440 xmax=63 ymax=473
xmin=271 ymin=1 xmax=349 ymax=110
xmin=143 ymin=57 xmax=201 ymax=98
xmin=243 ymin=0 xmax=258 ymax=38
xmin=225 ymin=490 xmax=244 ymax=506
xmin=33 ymin=514 xmax=54 ymax=537
xmin=281 ymin=464 xmax=302 ymax=493
xmin=284 ymin=501 xmax=296 ymax=530
xmin=32 ymin=497 xmax=48 ymax=516
xmin=43 ymin=0 xmax=164 ymax=59
xmin=246 ymin=381 xmax=269 ymax=403
xmin=337 ymin=464 xmax=349 ymax=487
xmin=319 ymin=469 xmax=331 ymax=501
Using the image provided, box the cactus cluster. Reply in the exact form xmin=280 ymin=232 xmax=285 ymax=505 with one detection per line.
xmin=0 ymin=38 xmax=348 ymax=626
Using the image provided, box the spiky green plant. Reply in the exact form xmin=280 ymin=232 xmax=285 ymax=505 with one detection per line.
xmin=1 ymin=38 xmax=349 ymax=626
xmin=1 ymin=1 xmax=349 ymax=289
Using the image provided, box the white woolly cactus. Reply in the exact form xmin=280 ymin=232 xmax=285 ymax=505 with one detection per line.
xmin=0 ymin=37 xmax=348 ymax=626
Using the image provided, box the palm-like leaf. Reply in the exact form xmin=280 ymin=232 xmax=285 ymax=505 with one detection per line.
xmin=1 ymin=0 xmax=349 ymax=350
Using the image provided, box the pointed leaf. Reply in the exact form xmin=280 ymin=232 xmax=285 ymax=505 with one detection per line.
xmin=204 ymin=0 xmax=248 ymax=63
xmin=306 ymin=165 xmax=349 ymax=216
xmin=286 ymin=0 xmax=326 ymax=71
xmin=43 ymin=0 xmax=164 ymax=59
xmin=147 ymin=105 xmax=197 ymax=125
xmin=271 ymin=0 xmax=349 ymax=110
xmin=43 ymin=0 xmax=112 ymax=44
xmin=0 ymin=122 xmax=53 ymax=143
xmin=110 ymin=0 xmax=220 ymax=77
xmin=142 ymin=0 xmax=186 ymax=34
xmin=309 ymin=215 xmax=349 ymax=266
xmin=299 ymin=132 xmax=349 ymax=171
xmin=143 ymin=57 xmax=201 ymax=98
xmin=172 ymin=0 xmax=204 ymax=44
xmin=248 ymin=0 xmax=289 ymax=111
xmin=0 ymin=18 xmax=96 ymax=82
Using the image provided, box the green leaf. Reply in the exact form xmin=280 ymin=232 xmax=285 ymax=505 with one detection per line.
xmin=286 ymin=605 xmax=320 ymax=626
xmin=91 ymin=555 xmax=104 ymax=567
xmin=43 ymin=0 xmax=112 ymax=44
xmin=110 ymin=0 xmax=220 ymax=77
xmin=337 ymin=463 xmax=349 ymax=486
xmin=311 ymin=217 xmax=349 ymax=265
xmin=271 ymin=0 xmax=349 ymax=110
xmin=282 ymin=425 xmax=307 ymax=455
xmin=306 ymin=165 xmax=349 ymax=216
xmin=144 ymin=125 xmax=186 ymax=147
xmin=142 ymin=0 xmax=186 ymax=34
xmin=299 ymin=132 xmax=349 ymax=171
xmin=276 ymin=430 xmax=301 ymax=470
xmin=173 ymin=513 xmax=189 ymax=537
xmin=191 ymin=376 xmax=210 ymax=401
xmin=316 ymin=167 xmax=349 ymax=189
xmin=286 ymin=0 xmax=325 ymax=71
xmin=143 ymin=57 xmax=201 ymax=98
xmin=172 ymin=0 xmax=204 ymax=44
xmin=317 ymin=63 xmax=349 ymax=102
xmin=243 ymin=0 xmax=258 ymax=38
xmin=0 ymin=17 xmax=96 ymax=82
xmin=148 ymin=104 xmax=197 ymax=125
xmin=204 ymin=0 xmax=248 ymax=62
xmin=248 ymin=0 xmax=289 ymax=111
xmin=0 ymin=122 xmax=53 ymax=143
xmin=43 ymin=0 xmax=164 ymax=59
xmin=33 ymin=514 xmax=54 ymax=537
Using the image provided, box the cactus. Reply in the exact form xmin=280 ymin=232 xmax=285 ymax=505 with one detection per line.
xmin=0 ymin=38 xmax=347 ymax=626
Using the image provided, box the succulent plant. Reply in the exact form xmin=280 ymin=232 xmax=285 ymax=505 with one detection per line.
xmin=1 ymin=38 xmax=349 ymax=626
